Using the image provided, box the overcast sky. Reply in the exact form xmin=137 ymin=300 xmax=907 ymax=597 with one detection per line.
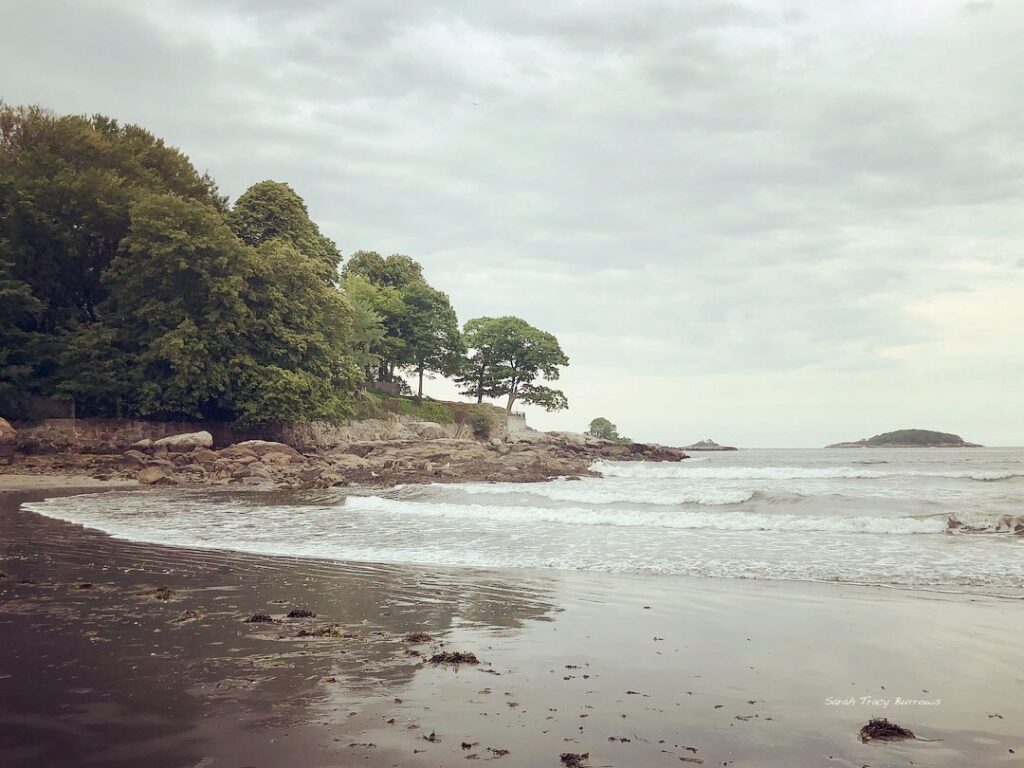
xmin=2 ymin=0 xmax=1022 ymax=446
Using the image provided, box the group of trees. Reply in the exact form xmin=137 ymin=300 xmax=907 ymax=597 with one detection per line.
xmin=0 ymin=104 xmax=569 ymax=424
xmin=587 ymin=417 xmax=629 ymax=442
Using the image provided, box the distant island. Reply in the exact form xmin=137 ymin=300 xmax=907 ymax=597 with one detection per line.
xmin=827 ymin=429 xmax=982 ymax=448
xmin=682 ymin=439 xmax=738 ymax=452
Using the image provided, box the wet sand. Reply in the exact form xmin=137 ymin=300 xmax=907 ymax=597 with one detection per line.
xmin=1 ymin=484 xmax=1021 ymax=767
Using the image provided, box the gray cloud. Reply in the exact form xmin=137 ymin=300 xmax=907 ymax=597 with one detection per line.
xmin=2 ymin=0 xmax=1022 ymax=444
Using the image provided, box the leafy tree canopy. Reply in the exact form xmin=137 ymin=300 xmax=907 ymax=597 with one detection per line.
xmin=459 ymin=316 xmax=569 ymax=413
xmin=587 ymin=417 xmax=626 ymax=441
xmin=0 ymin=103 xmax=223 ymax=331
xmin=227 ymin=180 xmax=340 ymax=282
xmin=399 ymin=282 xmax=464 ymax=400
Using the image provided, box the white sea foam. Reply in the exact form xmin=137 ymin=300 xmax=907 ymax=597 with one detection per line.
xmin=345 ymin=496 xmax=948 ymax=534
xmin=438 ymin=479 xmax=754 ymax=507
xmin=590 ymin=461 xmax=1020 ymax=482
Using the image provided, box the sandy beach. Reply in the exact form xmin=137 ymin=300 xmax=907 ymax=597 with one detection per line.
xmin=1 ymin=480 xmax=1021 ymax=768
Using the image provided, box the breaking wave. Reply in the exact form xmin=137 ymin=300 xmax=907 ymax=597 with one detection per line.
xmin=591 ymin=461 xmax=1022 ymax=482
xmin=435 ymin=480 xmax=755 ymax=507
xmin=347 ymin=496 xmax=954 ymax=535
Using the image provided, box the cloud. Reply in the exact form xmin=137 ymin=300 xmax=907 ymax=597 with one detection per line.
xmin=1 ymin=0 xmax=1022 ymax=444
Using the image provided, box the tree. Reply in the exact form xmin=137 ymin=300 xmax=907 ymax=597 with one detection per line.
xmin=0 ymin=104 xmax=224 ymax=333
xmin=227 ymin=180 xmax=340 ymax=282
xmin=587 ymin=417 xmax=623 ymax=441
xmin=341 ymin=252 xmax=436 ymax=385
xmin=343 ymin=251 xmax=424 ymax=289
xmin=97 ymin=192 xmax=255 ymax=420
xmin=0 ymin=244 xmax=42 ymax=414
xmin=460 ymin=316 xmax=569 ymax=414
xmin=399 ymin=282 xmax=463 ymax=401
xmin=342 ymin=273 xmax=406 ymax=382
xmin=233 ymin=240 xmax=360 ymax=424
xmin=456 ymin=316 xmax=501 ymax=403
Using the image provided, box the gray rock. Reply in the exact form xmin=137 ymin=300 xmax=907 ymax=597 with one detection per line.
xmin=0 ymin=417 xmax=16 ymax=458
xmin=152 ymin=431 xmax=213 ymax=452
xmin=409 ymin=421 xmax=446 ymax=440
xmin=137 ymin=466 xmax=172 ymax=485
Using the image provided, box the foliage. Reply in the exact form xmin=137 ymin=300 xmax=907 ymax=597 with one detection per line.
xmin=0 ymin=103 xmax=224 ymax=333
xmin=458 ymin=316 xmax=569 ymax=413
xmin=232 ymin=240 xmax=360 ymax=424
xmin=227 ymin=180 xmax=340 ymax=282
xmin=455 ymin=316 xmax=500 ymax=403
xmin=0 ymin=245 xmax=42 ymax=413
xmin=399 ymin=282 xmax=464 ymax=400
xmin=343 ymin=250 xmax=424 ymax=288
xmin=469 ymin=406 xmax=496 ymax=440
xmin=96 ymin=192 xmax=256 ymax=419
xmin=342 ymin=273 xmax=405 ymax=381
xmin=586 ymin=417 xmax=628 ymax=442
xmin=0 ymin=103 xmax=573 ymax=425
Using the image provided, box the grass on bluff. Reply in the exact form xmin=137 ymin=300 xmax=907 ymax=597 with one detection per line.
xmin=354 ymin=391 xmax=455 ymax=424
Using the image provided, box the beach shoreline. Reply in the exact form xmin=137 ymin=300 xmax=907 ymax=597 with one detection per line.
xmin=1 ymin=482 xmax=1021 ymax=767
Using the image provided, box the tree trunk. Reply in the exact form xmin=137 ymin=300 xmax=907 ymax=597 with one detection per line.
xmin=506 ymin=392 xmax=515 ymax=414
xmin=476 ymin=368 xmax=484 ymax=403
xmin=417 ymin=366 xmax=424 ymax=402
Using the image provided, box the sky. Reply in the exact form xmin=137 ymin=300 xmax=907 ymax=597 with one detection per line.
xmin=2 ymin=0 xmax=1022 ymax=446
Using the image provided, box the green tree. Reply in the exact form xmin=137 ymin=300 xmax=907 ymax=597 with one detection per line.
xmin=399 ymin=282 xmax=463 ymax=401
xmin=0 ymin=245 xmax=42 ymax=414
xmin=456 ymin=316 xmax=501 ymax=403
xmin=227 ymin=180 xmax=340 ymax=282
xmin=342 ymin=252 xmax=438 ymax=385
xmin=342 ymin=273 xmax=405 ymax=381
xmin=587 ymin=417 xmax=623 ymax=441
xmin=97 ymin=192 xmax=254 ymax=419
xmin=0 ymin=104 xmax=224 ymax=332
xmin=343 ymin=251 xmax=424 ymax=289
xmin=461 ymin=316 xmax=569 ymax=414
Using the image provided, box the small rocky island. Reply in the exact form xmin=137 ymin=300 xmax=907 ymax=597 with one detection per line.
xmin=827 ymin=429 xmax=982 ymax=448
xmin=682 ymin=438 xmax=738 ymax=451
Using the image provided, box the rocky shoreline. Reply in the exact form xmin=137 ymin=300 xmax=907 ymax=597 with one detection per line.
xmin=0 ymin=420 xmax=686 ymax=489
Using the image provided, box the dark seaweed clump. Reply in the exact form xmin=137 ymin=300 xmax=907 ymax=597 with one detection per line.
xmin=244 ymin=612 xmax=275 ymax=623
xmin=429 ymin=651 xmax=479 ymax=665
xmin=860 ymin=718 xmax=915 ymax=742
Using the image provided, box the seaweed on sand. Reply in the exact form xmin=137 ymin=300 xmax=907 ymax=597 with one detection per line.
xmin=560 ymin=752 xmax=589 ymax=767
xmin=860 ymin=718 xmax=915 ymax=742
xmin=428 ymin=651 xmax=479 ymax=665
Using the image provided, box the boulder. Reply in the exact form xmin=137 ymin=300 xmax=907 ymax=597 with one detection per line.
xmin=132 ymin=438 xmax=153 ymax=450
xmin=0 ymin=417 xmax=16 ymax=458
xmin=137 ymin=466 xmax=173 ymax=485
xmin=230 ymin=440 xmax=301 ymax=458
xmin=409 ymin=421 xmax=446 ymax=440
xmin=331 ymin=454 xmax=370 ymax=470
xmin=118 ymin=450 xmax=149 ymax=469
xmin=315 ymin=471 xmax=345 ymax=488
xmin=152 ymin=431 xmax=213 ymax=452
xmin=262 ymin=451 xmax=297 ymax=465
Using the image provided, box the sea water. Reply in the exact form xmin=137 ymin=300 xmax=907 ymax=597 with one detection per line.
xmin=24 ymin=448 xmax=1024 ymax=596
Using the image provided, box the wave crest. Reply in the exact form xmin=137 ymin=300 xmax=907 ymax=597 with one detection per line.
xmin=591 ymin=461 xmax=1021 ymax=482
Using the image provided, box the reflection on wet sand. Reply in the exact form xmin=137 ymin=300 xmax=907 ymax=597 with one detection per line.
xmin=0 ymin=489 xmax=557 ymax=768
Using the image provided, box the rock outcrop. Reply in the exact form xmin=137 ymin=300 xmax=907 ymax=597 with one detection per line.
xmin=1 ymin=429 xmax=688 ymax=489
xmin=682 ymin=439 xmax=737 ymax=451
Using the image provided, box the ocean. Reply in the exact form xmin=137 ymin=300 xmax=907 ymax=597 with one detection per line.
xmin=24 ymin=448 xmax=1024 ymax=597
